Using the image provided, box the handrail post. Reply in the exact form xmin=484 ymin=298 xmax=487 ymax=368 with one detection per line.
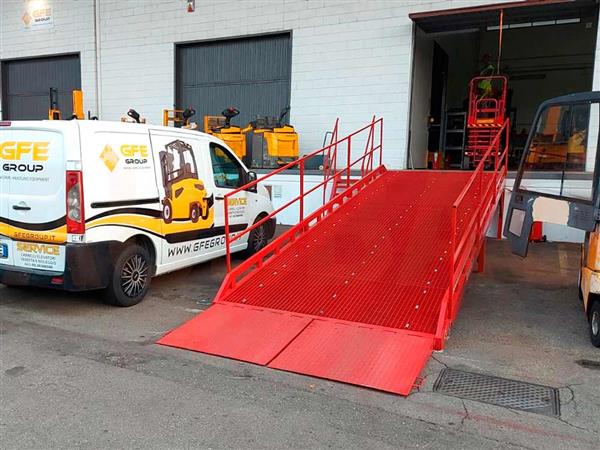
xmin=300 ymin=159 xmax=305 ymax=222
xmin=478 ymin=166 xmax=484 ymax=234
xmin=322 ymin=149 xmax=327 ymax=206
xmin=505 ymin=119 xmax=510 ymax=173
xmin=347 ymin=136 xmax=352 ymax=187
xmin=225 ymin=196 xmax=231 ymax=272
xmin=449 ymin=206 xmax=457 ymax=320
xmin=379 ymin=119 xmax=383 ymax=167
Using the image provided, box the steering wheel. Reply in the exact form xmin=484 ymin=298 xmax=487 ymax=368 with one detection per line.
xmin=183 ymin=107 xmax=196 ymax=120
xmin=127 ymin=109 xmax=141 ymax=123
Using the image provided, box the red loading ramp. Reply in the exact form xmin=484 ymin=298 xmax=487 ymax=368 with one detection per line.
xmin=268 ymin=320 xmax=433 ymax=395
xmin=158 ymin=117 xmax=509 ymax=396
xmin=159 ymin=171 xmax=485 ymax=395
xmin=220 ymin=171 xmax=472 ymax=334
xmin=159 ymin=303 xmax=312 ymax=365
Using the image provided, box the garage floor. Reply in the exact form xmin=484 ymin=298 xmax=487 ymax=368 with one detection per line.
xmin=1 ymin=239 xmax=599 ymax=449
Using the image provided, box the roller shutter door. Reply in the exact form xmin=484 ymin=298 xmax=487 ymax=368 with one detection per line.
xmin=176 ymin=33 xmax=291 ymax=129
xmin=1 ymin=54 xmax=81 ymax=120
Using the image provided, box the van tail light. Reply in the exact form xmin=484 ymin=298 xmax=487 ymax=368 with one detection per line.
xmin=66 ymin=170 xmax=85 ymax=234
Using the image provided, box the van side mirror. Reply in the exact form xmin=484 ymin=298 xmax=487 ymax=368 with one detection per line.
xmin=246 ymin=171 xmax=257 ymax=192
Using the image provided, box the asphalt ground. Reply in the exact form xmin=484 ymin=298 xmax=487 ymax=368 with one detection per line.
xmin=1 ymin=239 xmax=599 ymax=449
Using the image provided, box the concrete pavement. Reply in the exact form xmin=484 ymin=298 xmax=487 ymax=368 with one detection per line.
xmin=1 ymin=240 xmax=598 ymax=449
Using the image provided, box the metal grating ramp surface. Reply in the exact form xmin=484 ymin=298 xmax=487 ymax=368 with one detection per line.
xmin=220 ymin=171 xmax=474 ymax=334
xmin=159 ymin=170 xmax=498 ymax=396
xmin=433 ymin=369 xmax=560 ymax=417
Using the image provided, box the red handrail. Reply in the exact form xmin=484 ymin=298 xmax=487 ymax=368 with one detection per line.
xmin=223 ymin=118 xmax=384 ymax=274
xmin=361 ymin=115 xmax=376 ymax=177
xmin=435 ymin=118 xmax=509 ymax=348
xmin=323 ymin=118 xmax=340 ymax=204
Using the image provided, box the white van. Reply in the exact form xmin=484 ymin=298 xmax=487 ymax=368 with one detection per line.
xmin=0 ymin=120 xmax=275 ymax=306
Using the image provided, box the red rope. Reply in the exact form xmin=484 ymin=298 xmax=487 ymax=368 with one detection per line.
xmin=497 ymin=9 xmax=504 ymax=74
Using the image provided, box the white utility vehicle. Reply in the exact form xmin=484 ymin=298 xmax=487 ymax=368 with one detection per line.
xmin=0 ymin=120 xmax=275 ymax=306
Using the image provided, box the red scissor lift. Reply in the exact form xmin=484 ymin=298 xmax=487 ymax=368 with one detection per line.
xmin=465 ymin=75 xmax=508 ymax=166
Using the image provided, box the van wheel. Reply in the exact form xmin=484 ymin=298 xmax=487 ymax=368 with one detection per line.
xmin=589 ymin=301 xmax=600 ymax=348
xmin=162 ymin=200 xmax=173 ymax=224
xmin=104 ymin=244 xmax=151 ymax=307
xmin=190 ymin=204 xmax=200 ymax=223
xmin=245 ymin=218 xmax=269 ymax=256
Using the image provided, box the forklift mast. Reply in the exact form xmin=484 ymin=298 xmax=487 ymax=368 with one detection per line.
xmin=48 ymin=87 xmax=85 ymax=120
xmin=48 ymin=88 xmax=61 ymax=120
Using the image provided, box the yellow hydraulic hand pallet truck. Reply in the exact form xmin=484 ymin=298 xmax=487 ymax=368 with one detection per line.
xmin=250 ymin=107 xmax=299 ymax=168
xmin=204 ymin=108 xmax=252 ymax=158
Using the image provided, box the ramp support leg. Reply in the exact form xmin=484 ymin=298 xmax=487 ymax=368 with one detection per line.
xmin=476 ymin=239 xmax=486 ymax=273
xmin=496 ymin=192 xmax=505 ymax=240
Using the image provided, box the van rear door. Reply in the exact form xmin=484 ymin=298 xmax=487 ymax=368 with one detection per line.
xmin=0 ymin=122 xmax=74 ymax=273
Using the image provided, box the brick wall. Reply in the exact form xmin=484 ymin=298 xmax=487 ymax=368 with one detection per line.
xmin=0 ymin=0 xmax=98 ymax=116
xmin=1 ymin=0 xmax=594 ymax=169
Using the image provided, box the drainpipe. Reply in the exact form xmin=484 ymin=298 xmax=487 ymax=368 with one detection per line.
xmin=94 ymin=0 xmax=102 ymax=118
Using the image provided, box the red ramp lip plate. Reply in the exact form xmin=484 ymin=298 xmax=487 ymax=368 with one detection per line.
xmin=268 ymin=320 xmax=434 ymax=395
xmin=157 ymin=303 xmax=312 ymax=365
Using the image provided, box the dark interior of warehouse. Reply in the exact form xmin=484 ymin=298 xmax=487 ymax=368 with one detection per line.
xmin=409 ymin=0 xmax=599 ymax=170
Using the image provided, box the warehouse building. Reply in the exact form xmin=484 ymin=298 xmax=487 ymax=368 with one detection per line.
xmin=1 ymin=0 xmax=599 ymax=238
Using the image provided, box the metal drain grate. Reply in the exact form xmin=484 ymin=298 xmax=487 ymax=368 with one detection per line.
xmin=433 ymin=369 xmax=560 ymax=417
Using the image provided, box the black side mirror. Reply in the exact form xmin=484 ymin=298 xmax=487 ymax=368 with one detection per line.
xmin=246 ymin=171 xmax=258 ymax=192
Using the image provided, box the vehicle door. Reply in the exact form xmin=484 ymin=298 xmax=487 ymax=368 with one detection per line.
xmin=208 ymin=141 xmax=252 ymax=249
xmin=505 ymin=93 xmax=600 ymax=257
xmin=1 ymin=123 xmax=70 ymax=273
xmin=149 ymin=131 xmax=216 ymax=266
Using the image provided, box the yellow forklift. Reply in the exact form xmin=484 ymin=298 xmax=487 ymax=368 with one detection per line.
xmin=505 ymin=91 xmax=600 ymax=347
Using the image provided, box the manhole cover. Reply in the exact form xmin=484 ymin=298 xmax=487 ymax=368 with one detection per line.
xmin=433 ymin=368 xmax=560 ymax=417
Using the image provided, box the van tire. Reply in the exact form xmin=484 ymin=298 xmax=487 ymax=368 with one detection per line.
xmin=245 ymin=217 xmax=269 ymax=256
xmin=589 ymin=300 xmax=600 ymax=348
xmin=162 ymin=200 xmax=173 ymax=224
xmin=104 ymin=244 xmax=152 ymax=307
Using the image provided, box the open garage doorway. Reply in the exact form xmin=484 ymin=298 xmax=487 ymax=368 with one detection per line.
xmin=408 ymin=0 xmax=599 ymax=170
